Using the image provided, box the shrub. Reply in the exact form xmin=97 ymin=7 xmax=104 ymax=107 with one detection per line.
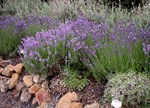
xmin=86 ymin=20 xmax=150 ymax=81
xmin=19 ymin=16 xmax=104 ymax=75
xmin=102 ymin=71 xmax=150 ymax=107
xmin=20 ymin=17 xmax=149 ymax=78
xmin=66 ymin=17 xmax=149 ymax=81
xmin=1 ymin=0 xmax=150 ymax=28
xmin=23 ymin=16 xmax=59 ymax=36
xmin=0 ymin=16 xmax=58 ymax=57
xmin=0 ymin=16 xmax=26 ymax=57
xmin=19 ymin=27 xmax=70 ymax=75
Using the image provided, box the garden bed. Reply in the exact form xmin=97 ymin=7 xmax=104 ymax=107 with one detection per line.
xmin=0 ymin=0 xmax=150 ymax=108
xmin=0 ymin=56 xmax=108 ymax=108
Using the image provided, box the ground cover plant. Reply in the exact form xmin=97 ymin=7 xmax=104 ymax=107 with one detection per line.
xmin=102 ymin=71 xmax=150 ymax=107
xmin=63 ymin=67 xmax=89 ymax=91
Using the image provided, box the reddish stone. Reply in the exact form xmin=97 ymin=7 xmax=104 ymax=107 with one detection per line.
xmin=35 ymin=88 xmax=51 ymax=105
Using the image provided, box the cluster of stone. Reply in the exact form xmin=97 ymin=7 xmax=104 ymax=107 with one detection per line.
xmin=0 ymin=61 xmax=100 ymax=108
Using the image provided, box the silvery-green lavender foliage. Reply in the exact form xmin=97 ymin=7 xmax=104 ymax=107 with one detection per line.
xmin=102 ymin=71 xmax=150 ymax=107
xmin=20 ymin=16 xmax=150 ymax=77
xmin=1 ymin=0 xmax=150 ymax=27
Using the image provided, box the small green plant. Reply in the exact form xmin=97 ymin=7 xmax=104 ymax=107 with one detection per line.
xmin=102 ymin=71 xmax=150 ymax=107
xmin=63 ymin=67 xmax=89 ymax=91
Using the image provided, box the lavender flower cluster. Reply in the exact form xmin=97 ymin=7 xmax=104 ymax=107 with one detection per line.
xmin=20 ymin=16 xmax=150 ymax=74
xmin=0 ymin=16 xmax=26 ymax=35
xmin=0 ymin=15 xmax=59 ymax=56
xmin=0 ymin=16 xmax=58 ymax=36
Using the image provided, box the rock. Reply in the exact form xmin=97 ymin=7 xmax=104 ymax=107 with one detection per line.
xmin=84 ymin=102 xmax=100 ymax=108
xmin=1 ymin=60 xmax=11 ymax=63
xmin=16 ymin=82 xmax=26 ymax=92
xmin=23 ymin=75 xmax=33 ymax=87
xmin=6 ymin=64 xmax=14 ymax=71
xmin=7 ymin=73 xmax=19 ymax=89
xmin=71 ymin=102 xmax=82 ymax=108
xmin=20 ymin=88 xmax=31 ymax=102
xmin=56 ymin=92 xmax=79 ymax=108
xmin=38 ymin=102 xmax=49 ymax=108
xmin=14 ymin=63 xmax=24 ymax=74
xmin=50 ymin=79 xmax=61 ymax=88
xmin=29 ymin=84 xmax=41 ymax=94
xmin=0 ymin=60 xmax=11 ymax=67
xmin=55 ymin=102 xmax=82 ymax=108
xmin=0 ymin=68 xmax=3 ymax=73
xmin=2 ymin=64 xmax=15 ymax=77
xmin=33 ymin=74 xmax=40 ymax=83
xmin=15 ymin=82 xmax=26 ymax=98
xmin=0 ymin=81 xmax=8 ymax=92
xmin=41 ymin=81 xmax=49 ymax=90
xmin=0 ymin=76 xmax=10 ymax=92
xmin=35 ymin=88 xmax=51 ymax=105
xmin=50 ymin=78 xmax=66 ymax=89
xmin=39 ymin=77 xmax=46 ymax=84
xmin=32 ymin=98 xmax=38 ymax=105
xmin=0 ymin=76 xmax=9 ymax=81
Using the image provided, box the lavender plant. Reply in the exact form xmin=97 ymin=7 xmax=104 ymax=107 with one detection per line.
xmin=86 ymin=20 xmax=150 ymax=81
xmin=1 ymin=0 xmax=149 ymax=27
xmin=0 ymin=15 xmax=58 ymax=57
xmin=0 ymin=16 xmax=26 ymax=56
xmin=20 ymin=16 xmax=149 ymax=78
xmin=66 ymin=18 xmax=149 ymax=80
xmin=19 ymin=28 xmax=69 ymax=75
xmin=24 ymin=16 xmax=59 ymax=36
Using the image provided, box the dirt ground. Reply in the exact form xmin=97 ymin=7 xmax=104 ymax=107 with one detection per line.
xmin=0 ymin=56 xmax=107 ymax=108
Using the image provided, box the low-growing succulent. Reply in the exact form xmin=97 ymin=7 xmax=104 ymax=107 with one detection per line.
xmin=102 ymin=71 xmax=150 ymax=107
